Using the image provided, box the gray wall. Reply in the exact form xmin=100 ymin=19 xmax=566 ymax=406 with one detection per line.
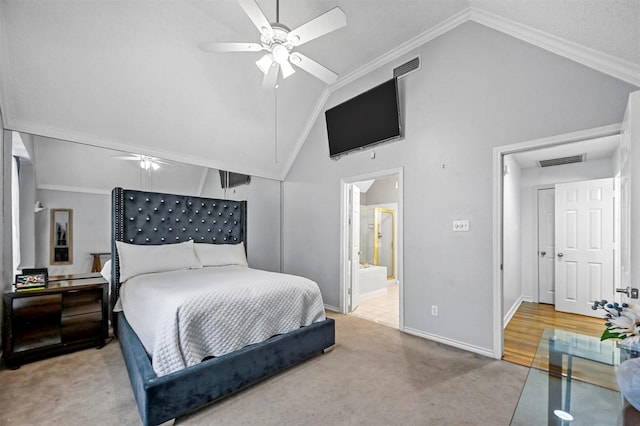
xmin=283 ymin=21 xmax=638 ymax=352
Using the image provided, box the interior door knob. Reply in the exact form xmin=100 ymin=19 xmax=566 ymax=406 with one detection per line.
xmin=540 ymin=251 xmax=546 ymax=256
xmin=557 ymin=252 xmax=564 ymax=258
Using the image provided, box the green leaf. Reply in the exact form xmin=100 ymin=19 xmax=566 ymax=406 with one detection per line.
xmin=601 ymin=328 xmax=622 ymax=341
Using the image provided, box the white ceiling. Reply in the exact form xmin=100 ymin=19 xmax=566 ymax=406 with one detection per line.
xmin=1 ymin=0 xmax=638 ymax=183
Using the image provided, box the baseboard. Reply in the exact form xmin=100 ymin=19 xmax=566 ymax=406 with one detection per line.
xmin=503 ymin=295 xmax=524 ymax=328
xmin=324 ymin=304 xmax=341 ymax=313
xmin=521 ymin=296 xmax=534 ymax=303
xmin=403 ymin=327 xmax=495 ymax=359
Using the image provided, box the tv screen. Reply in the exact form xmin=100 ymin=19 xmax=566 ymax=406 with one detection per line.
xmin=325 ymin=78 xmax=401 ymax=158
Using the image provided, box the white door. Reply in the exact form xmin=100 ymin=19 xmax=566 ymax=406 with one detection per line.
xmin=538 ymin=188 xmax=555 ymax=304
xmin=555 ymin=178 xmax=614 ymax=317
xmin=350 ymin=185 xmax=361 ymax=311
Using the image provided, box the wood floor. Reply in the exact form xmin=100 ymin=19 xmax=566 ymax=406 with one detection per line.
xmin=502 ymin=301 xmax=605 ymax=367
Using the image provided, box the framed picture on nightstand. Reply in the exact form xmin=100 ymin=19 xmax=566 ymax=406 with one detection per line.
xmin=15 ymin=268 xmax=48 ymax=292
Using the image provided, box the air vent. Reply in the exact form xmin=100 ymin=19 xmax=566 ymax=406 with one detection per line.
xmin=538 ymin=154 xmax=585 ymax=168
xmin=393 ymin=56 xmax=420 ymax=79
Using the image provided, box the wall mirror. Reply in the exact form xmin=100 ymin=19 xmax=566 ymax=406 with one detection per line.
xmin=11 ymin=132 xmax=282 ymax=275
xmin=50 ymin=208 xmax=73 ymax=265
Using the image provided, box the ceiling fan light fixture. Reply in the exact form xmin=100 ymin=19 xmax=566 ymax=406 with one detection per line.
xmin=256 ymin=53 xmax=274 ymax=74
xmin=272 ymin=44 xmax=289 ymax=65
xmin=280 ymin=59 xmax=295 ymax=78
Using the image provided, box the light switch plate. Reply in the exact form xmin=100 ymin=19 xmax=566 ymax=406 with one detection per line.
xmin=453 ymin=220 xmax=469 ymax=232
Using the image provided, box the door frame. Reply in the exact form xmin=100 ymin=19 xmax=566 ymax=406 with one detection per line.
xmin=340 ymin=167 xmax=404 ymax=330
xmin=533 ymin=184 xmax=555 ymax=304
xmin=492 ymin=123 xmax=622 ymax=359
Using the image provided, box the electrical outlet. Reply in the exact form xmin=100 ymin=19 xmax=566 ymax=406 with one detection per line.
xmin=431 ymin=305 xmax=438 ymax=316
xmin=632 ymin=288 xmax=639 ymax=299
xmin=452 ymin=220 xmax=469 ymax=232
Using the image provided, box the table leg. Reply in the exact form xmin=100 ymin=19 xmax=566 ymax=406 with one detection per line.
xmin=548 ymin=336 xmax=563 ymax=426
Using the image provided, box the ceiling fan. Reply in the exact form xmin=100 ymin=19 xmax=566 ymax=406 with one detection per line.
xmin=198 ymin=0 xmax=347 ymax=88
xmin=112 ymin=154 xmax=172 ymax=171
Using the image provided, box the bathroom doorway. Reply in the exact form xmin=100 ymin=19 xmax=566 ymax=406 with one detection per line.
xmin=341 ymin=168 xmax=403 ymax=330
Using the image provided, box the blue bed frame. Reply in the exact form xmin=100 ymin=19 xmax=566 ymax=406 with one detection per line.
xmin=111 ymin=188 xmax=335 ymax=426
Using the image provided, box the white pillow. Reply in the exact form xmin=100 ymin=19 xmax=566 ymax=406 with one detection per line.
xmin=194 ymin=243 xmax=248 ymax=267
xmin=116 ymin=240 xmax=202 ymax=282
xmin=100 ymin=259 xmax=112 ymax=282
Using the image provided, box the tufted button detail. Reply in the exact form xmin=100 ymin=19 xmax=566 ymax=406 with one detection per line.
xmin=138 ymin=228 xmax=142 ymax=232
xmin=168 ymin=208 xmax=173 ymax=212
xmin=161 ymin=199 xmax=165 ymax=203
xmin=146 ymin=198 xmax=150 ymax=202
xmin=182 ymin=228 xmax=186 ymax=231
xmin=130 ymin=217 xmax=134 ymax=221
xmin=224 ymin=220 xmax=227 ymax=224
xmin=201 ymin=203 xmax=205 ymax=207
xmin=218 ymin=212 xmax=222 ymax=216
xmin=195 ymin=210 xmax=199 ymax=214
xmin=188 ymin=219 xmax=192 ymax=223
xmin=201 ymin=237 xmax=205 ymax=240
xmin=168 ymin=227 xmax=173 ymax=231
xmin=129 ymin=238 xmax=134 ymax=242
xmin=207 ymin=211 xmax=211 ymax=215
xmin=213 ymin=237 xmax=216 ymax=241
xmin=182 ymin=209 xmax=186 ymax=213
xmin=188 ymin=202 xmax=192 ymax=206
xmin=212 ymin=203 xmax=216 ymax=207
xmin=207 ymin=229 xmax=211 ymax=232
xmin=218 ymin=229 xmax=222 ymax=233
xmin=224 ymin=237 xmax=227 ymax=241
xmin=161 ymin=237 xmax=165 ymax=241
xmin=176 ymin=218 xmax=180 ymax=222
xmin=195 ymin=228 xmax=199 ymax=231
xmin=201 ymin=220 xmax=205 ymax=223
xmin=233 ymin=237 xmax=237 ymax=241
xmin=161 ymin=218 xmax=166 ymax=222
xmin=146 ymin=238 xmax=150 ymax=242
xmin=129 ymin=196 xmax=134 ymax=200
xmin=154 ymin=207 xmax=158 ymax=211
xmin=146 ymin=217 xmax=150 ymax=221
xmin=154 ymin=227 xmax=158 ymax=231
xmin=224 ymin=204 xmax=227 ymax=208
xmin=138 ymin=207 xmax=143 ymax=212
xmin=176 ymin=237 xmax=180 ymax=240
xmin=229 ymin=212 xmax=233 ymax=216
xmin=176 ymin=200 xmax=179 ymax=204
xmin=213 ymin=220 xmax=217 ymax=224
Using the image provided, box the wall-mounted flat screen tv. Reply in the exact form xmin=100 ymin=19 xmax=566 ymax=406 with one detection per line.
xmin=325 ymin=78 xmax=402 ymax=158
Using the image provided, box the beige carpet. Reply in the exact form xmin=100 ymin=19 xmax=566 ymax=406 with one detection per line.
xmin=0 ymin=314 xmax=527 ymax=425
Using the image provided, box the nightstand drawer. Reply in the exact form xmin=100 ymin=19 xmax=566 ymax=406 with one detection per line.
xmin=61 ymin=312 xmax=103 ymax=341
xmin=12 ymin=295 xmax=62 ymax=321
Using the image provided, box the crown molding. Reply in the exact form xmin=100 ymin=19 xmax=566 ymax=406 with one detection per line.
xmin=469 ymin=7 xmax=640 ymax=88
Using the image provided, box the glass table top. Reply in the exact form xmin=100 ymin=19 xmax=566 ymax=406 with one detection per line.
xmin=511 ymin=328 xmax=625 ymax=426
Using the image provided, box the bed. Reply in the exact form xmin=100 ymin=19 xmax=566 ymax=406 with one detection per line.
xmin=110 ymin=187 xmax=335 ymax=426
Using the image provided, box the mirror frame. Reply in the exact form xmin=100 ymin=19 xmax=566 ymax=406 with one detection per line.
xmin=50 ymin=208 xmax=73 ymax=265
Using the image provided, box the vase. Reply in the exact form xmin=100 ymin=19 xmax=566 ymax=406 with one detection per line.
xmin=617 ymin=357 xmax=640 ymax=411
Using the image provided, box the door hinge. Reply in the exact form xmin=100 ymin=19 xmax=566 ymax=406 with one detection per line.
xmin=347 ymin=288 xmax=352 ymax=295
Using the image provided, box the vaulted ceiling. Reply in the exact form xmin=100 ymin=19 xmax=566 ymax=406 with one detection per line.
xmin=1 ymin=0 xmax=639 ymax=182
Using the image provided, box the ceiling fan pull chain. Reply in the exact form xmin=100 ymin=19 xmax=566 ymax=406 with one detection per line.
xmin=276 ymin=0 xmax=279 ymax=23
xmin=274 ymin=88 xmax=278 ymax=164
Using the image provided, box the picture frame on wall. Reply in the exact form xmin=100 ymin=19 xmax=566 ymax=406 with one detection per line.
xmin=50 ymin=208 xmax=73 ymax=265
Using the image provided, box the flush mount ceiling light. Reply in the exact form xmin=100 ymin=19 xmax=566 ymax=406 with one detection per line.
xmin=198 ymin=0 xmax=346 ymax=89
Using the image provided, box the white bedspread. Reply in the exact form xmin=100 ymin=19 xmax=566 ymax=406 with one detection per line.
xmin=118 ymin=266 xmax=326 ymax=376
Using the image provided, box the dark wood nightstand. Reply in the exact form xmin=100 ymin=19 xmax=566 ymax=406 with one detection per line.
xmin=2 ymin=273 xmax=108 ymax=369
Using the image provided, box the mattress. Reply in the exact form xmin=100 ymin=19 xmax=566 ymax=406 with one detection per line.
xmin=118 ymin=265 xmax=326 ymax=376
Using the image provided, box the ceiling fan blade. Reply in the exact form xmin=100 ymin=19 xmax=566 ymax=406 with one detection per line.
xmin=198 ymin=42 xmax=263 ymax=53
xmin=289 ymin=53 xmax=338 ymax=84
xmin=237 ymin=0 xmax=273 ymax=37
xmin=287 ymin=7 xmax=346 ymax=47
xmin=262 ymin=63 xmax=279 ymax=90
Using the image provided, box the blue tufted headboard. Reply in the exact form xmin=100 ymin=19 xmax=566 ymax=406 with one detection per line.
xmin=110 ymin=187 xmax=248 ymax=322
